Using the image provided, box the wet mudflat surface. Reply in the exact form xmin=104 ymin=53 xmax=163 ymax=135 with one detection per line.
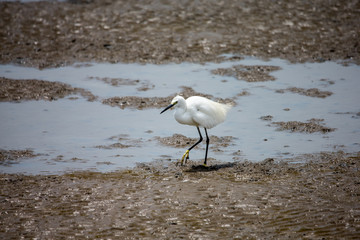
xmin=1 ymin=0 xmax=359 ymax=68
xmin=1 ymin=152 xmax=360 ymax=239
xmin=1 ymin=0 xmax=360 ymax=239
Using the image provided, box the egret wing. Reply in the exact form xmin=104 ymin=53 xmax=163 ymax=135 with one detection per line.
xmin=188 ymin=97 xmax=230 ymax=129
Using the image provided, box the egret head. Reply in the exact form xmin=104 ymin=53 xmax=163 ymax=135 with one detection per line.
xmin=160 ymin=95 xmax=183 ymax=114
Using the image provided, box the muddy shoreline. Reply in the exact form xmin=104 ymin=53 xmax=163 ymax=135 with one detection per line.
xmin=1 ymin=0 xmax=360 ymax=238
xmin=1 ymin=152 xmax=359 ymax=239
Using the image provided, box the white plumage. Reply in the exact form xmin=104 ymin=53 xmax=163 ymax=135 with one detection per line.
xmin=160 ymin=95 xmax=232 ymax=166
xmin=171 ymin=95 xmax=231 ymax=129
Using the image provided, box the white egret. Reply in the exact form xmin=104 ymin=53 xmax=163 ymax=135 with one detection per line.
xmin=160 ymin=95 xmax=232 ymax=166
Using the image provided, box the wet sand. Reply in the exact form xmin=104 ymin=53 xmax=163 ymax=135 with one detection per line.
xmin=1 ymin=0 xmax=360 ymax=238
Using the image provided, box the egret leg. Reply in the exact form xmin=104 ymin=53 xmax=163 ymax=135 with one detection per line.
xmin=204 ymin=128 xmax=209 ymax=166
xmin=180 ymin=126 xmax=203 ymax=165
xmin=181 ymin=150 xmax=189 ymax=165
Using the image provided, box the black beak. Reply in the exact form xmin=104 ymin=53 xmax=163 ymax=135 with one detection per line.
xmin=160 ymin=103 xmax=175 ymax=114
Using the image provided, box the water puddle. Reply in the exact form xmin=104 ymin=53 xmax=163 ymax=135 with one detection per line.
xmin=1 ymin=56 xmax=359 ymax=174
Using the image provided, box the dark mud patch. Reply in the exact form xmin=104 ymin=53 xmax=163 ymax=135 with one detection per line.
xmin=95 ymin=134 xmax=143 ymax=149
xmin=211 ymin=65 xmax=281 ymax=82
xmin=89 ymin=76 xmax=154 ymax=91
xmin=102 ymin=86 xmax=235 ymax=109
xmin=95 ymin=143 xmax=132 ymax=150
xmin=0 ymin=77 xmax=97 ymax=102
xmin=319 ymin=78 xmax=336 ymax=87
xmin=1 ymin=0 xmax=359 ymax=68
xmin=276 ymin=87 xmax=333 ymax=98
xmin=272 ymin=118 xmax=336 ymax=134
xmin=237 ymin=90 xmax=251 ymax=97
xmin=335 ymin=111 xmax=360 ymax=119
xmin=90 ymin=76 xmax=140 ymax=86
xmin=51 ymin=155 xmax=88 ymax=164
xmin=96 ymin=161 xmax=115 ymax=166
xmin=102 ymin=95 xmax=171 ymax=110
xmin=0 ymin=149 xmax=40 ymax=166
xmin=1 ymin=151 xmax=359 ymax=239
xmin=155 ymin=134 xmax=234 ymax=150
xmin=260 ymin=115 xmax=274 ymax=121
xmin=136 ymin=81 xmax=155 ymax=92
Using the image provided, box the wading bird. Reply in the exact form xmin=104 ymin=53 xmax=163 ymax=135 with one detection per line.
xmin=160 ymin=95 xmax=231 ymax=166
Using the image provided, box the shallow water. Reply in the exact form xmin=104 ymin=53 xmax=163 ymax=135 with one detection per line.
xmin=0 ymin=56 xmax=359 ymax=174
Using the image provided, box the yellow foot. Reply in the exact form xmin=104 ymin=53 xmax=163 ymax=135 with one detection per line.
xmin=180 ymin=150 xmax=190 ymax=166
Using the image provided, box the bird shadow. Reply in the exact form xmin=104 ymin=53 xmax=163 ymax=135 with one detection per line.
xmin=185 ymin=162 xmax=237 ymax=172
